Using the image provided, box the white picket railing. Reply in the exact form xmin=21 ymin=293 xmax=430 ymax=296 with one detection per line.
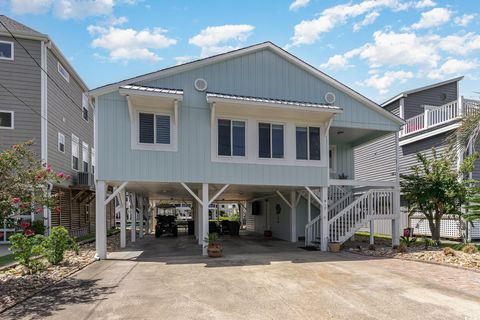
xmin=402 ymin=113 xmax=424 ymax=136
xmin=304 ymin=214 xmax=321 ymax=247
xmin=426 ymin=100 xmax=459 ymax=128
xmin=329 ymin=189 xmax=395 ymax=244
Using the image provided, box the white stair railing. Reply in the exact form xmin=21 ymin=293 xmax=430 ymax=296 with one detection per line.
xmin=305 ymin=214 xmax=321 ymax=247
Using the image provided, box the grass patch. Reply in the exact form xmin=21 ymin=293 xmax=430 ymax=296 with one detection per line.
xmin=0 ymin=253 xmax=15 ymax=267
xmin=74 ymin=228 xmax=120 ymax=244
xmin=354 ymin=232 xmax=392 ymax=240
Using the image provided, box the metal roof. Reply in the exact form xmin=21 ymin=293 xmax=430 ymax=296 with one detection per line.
xmin=120 ymin=85 xmax=184 ymax=96
xmin=206 ymin=92 xmax=342 ymax=111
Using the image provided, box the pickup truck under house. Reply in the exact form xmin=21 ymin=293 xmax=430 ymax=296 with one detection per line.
xmin=89 ymin=42 xmax=405 ymax=258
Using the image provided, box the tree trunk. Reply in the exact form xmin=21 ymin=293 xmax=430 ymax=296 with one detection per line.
xmin=427 ymin=216 xmax=442 ymax=241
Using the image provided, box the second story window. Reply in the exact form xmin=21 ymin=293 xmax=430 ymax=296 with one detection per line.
xmin=91 ymin=148 xmax=95 ymax=174
xmin=82 ymin=142 xmax=89 ymax=172
xmin=0 ymin=111 xmax=14 ymax=129
xmin=0 ymin=41 xmax=13 ymax=60
xmin=218 ymin=119 xmax=245 ymax=156
xmin=259 ymin=122 xmax=284 ymax=159
xmin=296 ymin=126 xmax=321 ymax=160
xmin=58 ymin=132 xmax=65 ymax=153
xmin=57 ymin=62 xmax=70 ymax=82
xmin=82 ymin=93 xmax=89 ymax=122
xmin=72 ymin=134 xmax=79 ymax=170
xmin=138 ymin=112 xmax=171 ymax=145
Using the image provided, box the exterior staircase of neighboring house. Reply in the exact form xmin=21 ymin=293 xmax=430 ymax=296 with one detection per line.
xmin=304 ymin=187 xmax=396 ymax=248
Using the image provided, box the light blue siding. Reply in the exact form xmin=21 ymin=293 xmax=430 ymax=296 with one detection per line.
xmin=97 ymin=47 xmax=400 ymax=186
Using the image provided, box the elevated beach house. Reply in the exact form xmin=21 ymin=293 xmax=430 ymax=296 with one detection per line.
xmin=89 ymin=42 xmax=404 ymax=258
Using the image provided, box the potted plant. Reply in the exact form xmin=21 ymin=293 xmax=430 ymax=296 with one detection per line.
xmin=205 ymin=232 xmax=222 ymax=258
xmin=329 ymin=242 xmax=341 ymax=252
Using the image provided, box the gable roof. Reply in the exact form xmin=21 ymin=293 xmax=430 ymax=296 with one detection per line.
xmin=0 ymin=15 xmax=88 ymax=91
xmin=381 ymin=76 xmax=464 ymax=107
xmin=90 ymin=41 xmax=404 ymax=126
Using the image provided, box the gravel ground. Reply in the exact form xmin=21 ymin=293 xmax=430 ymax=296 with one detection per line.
xmin=0 ymin=233 xmax=124 ymax=312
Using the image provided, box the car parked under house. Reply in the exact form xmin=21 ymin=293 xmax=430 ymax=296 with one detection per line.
xmin=89 ymin=42 xmax=405 ymax=258
xmin=0 ymin=15 xmax=104 ymax=240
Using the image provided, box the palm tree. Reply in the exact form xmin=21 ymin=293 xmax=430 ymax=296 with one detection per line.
xmin=450 ymin=105 xmax=480 ymax=152
xmin=465 ymin=195 xmax=480 ymax=222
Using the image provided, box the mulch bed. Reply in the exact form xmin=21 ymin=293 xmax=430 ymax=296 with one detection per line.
xmin=0 ymin=233 xmax=123 ymax=313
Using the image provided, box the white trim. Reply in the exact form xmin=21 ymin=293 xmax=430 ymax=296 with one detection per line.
xmin=0 ymin=40 xmax=14 ymax=61
xmin=89 ymin=42 xmax=403 ymax=125
xmin=93 ymin=99 xmax=98 ymax=182
xmin=275 ymin=191 xmax=292 ymax=209
xmin=132 ymin=108 xmax=177 ymax=152
xmin=71 ymin=134 xmax=79 ymax=171
xmin=330 ymin=179 xmax=396 ymax=187
xmin=104 ymin=181 xmax=128 ymax=206
xmin=40 ymin=41 xmax=48 ymax=164
xmin=82 ymin=93 xmax=89 ymax=123
xmin=258 ymin=121 xmax=285 ymax=160
xmin=180 ymin=183 xmax=203 ymax=205
xmin=119 ymin=87 xmax=183 ymax=100
xmin=208 ymin=184 xmax=230 ymax=205
xmin=57 ymin=132 xmax=65 ymax=153
xmin=399 ymin=98 xmax=405 ymax=119
xmin=399 ymin=122 xmax=459 ymax=146
xmin=295 ymin=124 xmax=322 ymax=161
xmin=57 ymin=61 xmax=70 ymax=83
xmin=82 ymin=141 xmax=89 ymax=172
xmin=216 ymin=118 xmax=247 ymax=158
xmin=0 ymin=110 xmax=14 ymax=129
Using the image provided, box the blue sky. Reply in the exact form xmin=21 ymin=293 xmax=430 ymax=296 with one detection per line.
xmin=2 ymin=0 xmax=479 ymax=103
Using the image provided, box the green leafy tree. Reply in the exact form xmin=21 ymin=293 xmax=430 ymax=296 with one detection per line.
xmin=401 ymin=147 xmax=478 ymax=241
xmin=0 ymin=141 xmax=67 ymax=220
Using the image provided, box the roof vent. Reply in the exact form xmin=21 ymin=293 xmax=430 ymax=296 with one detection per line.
xmin=194 ymin=78 xmax=208 ymax=92
xmin=325 ymin=92 xmax=336 ymax=104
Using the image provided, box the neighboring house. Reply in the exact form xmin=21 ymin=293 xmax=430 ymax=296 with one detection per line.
xmin=355 ymin=77 xmax=480 ymax=240
xmin=0 ymin=15 xmax=109 ymax=238
xmin=90 ymin=42 xmax=404 ymax=258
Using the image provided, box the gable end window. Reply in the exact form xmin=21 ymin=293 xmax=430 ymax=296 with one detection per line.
xmin=258 ymin=123 xmax=284 ymax=159
xmin=57 ymin=62 xmax=70 ymax=82
xmin=72 ymin=134 xmax=79 ymax=171
xmin=138 ymin=112 xmax=171 ymax=145
xmin=58 ymin=132 xmax=65 ymax=153
xmin=218 ymin=119 xmax=245 ymax=157
xmin=82 ymin=93 xmax=89 ymax=122
xmin=296 ymin=126 xmax=321 ymax=160
xmin=0 ymin=41 xmax=13 ymax=60
xmin=0 ymin=111 xmax=14 ymax=129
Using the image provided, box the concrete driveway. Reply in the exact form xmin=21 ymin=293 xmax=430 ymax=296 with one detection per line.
xmin=3 ymin=234 xmax=480 ymax=320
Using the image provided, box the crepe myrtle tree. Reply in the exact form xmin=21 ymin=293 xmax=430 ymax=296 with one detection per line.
xmin=0 ymin=140 xmax=68 ymax=224
xmin=401 ymin=147 xmax=478 ymax=242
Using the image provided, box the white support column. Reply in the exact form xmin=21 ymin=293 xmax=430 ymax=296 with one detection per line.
xmin=392 ymin=218 xmax=400 ymax=247
xmin=131 ymin=193 xmax=136 ymax=243
xmin=393 ymin=131 xmax=401 ymax=248
xmin=320 ymin=187 xmax=328 ymax=251
xmin=119 ymin=188 xmax=126 ymax=248
xmin=202 ymin=183 xmax=209 ymax=256
xmin=95 ymin=181 xmax=107 ymax=260
xmin=290 ymin=191 xmax=297 ymax=243
xmin=369 ymin=220 xmax=374 ymax=245
xmin=139 ymin=197 xmax=144 ymax=238
xmin=197 ymin=189 xmax=202 ymax=244
xmin=307 ymin=192 xmax=311 ymax=223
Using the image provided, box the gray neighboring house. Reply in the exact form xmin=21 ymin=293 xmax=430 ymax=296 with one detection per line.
xmin=355 ymin=77 xmax=480 ymax=240
xmin=0 ymin=16 xmax=110 ymax=239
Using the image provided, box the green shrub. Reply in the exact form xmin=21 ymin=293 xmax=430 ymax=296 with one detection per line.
xmin=42 ymin=227 xmax=79 ymax=265
xmin=30 ymin=220 xmax=45 ymax=236
xmin=400 ymin=236 xmax=417 ymax=247
xmin=421 ymin=236 xmax=436 ymax=250
xmin=9 ymin=233 xmax=45 ymax=273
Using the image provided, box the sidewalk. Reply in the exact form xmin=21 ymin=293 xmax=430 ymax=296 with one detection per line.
xmin=0 ymin=244 xmax=10 ymax=257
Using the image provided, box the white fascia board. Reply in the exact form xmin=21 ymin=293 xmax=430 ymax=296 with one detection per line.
xmin=49 ymin=42 xmax=89 ymax=91
xmin=88 ymin=42 xmax=405 ymax=126
xmin=119 ymin=87 xmax=183 ymax=101
xmin=206 ymin=95 xmax=342 ymax=114
xmin=399 ymin=123 xmax=459 ymax=146
xmin=381 ymin=94 xmax=406 ymax=107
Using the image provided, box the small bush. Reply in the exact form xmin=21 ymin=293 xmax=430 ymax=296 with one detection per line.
xmin=30 ymin=220 xmax=45 ymax=236
xmin=443 ymin=247 xmax=456 ymax=256
xmin=422 ymin=237 xmax=436 ymax=250
xmin=462 ymin=244 xmax=478 ymax=254
xmin=9 ymin=233 xmax=45 ymax=273
xmin=42 ymin=227 xmax=79 ymax=265
xmin=400 ymin=236 xmax=417 ymax=247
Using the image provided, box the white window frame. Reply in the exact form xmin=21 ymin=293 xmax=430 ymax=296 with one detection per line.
xmin=257 ymin=121 xmax=286 ymax=160
xmin=71 ymin=134 xmax=79 ymax=171
xmin=57 ymin=61 xmax=70 ymax=82
xmin=329 ymin=145 xmax=337 ymax=173
xmin=216 ymin=118 xmax=247 ymax=158
xmin=131 ymin=106 xmax=177 ymax=152
xmin=82 ymin=93 xmax=89 ymax=122
xmin=0 ymin=41 xmax=14 ymax=61
xmin=57 ymin=132 xmax=65 ymax=153
xmin=91 ymin=147 xmax=95 ymax=173
xmin=295 ymin=124 xmax=322 ymax=161
xmin=82 ymin=142 xmax=89 ymax=172
xmin=0 ymin=110 xmax=14 ymax=129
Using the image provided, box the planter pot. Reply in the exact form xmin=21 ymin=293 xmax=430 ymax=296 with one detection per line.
xmin=228 ymin=221 xmax=240 ymax=236
xmin=264 ymin=230 xmax=272 ymax=238
xmin=329 ymin=242 xmax=341 ymax=253
xmin=207 ymin=244 xmax=223 ymax=258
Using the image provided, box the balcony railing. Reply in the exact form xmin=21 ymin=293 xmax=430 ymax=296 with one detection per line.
xmin=401 ymin=97 xmax=480 ymax=137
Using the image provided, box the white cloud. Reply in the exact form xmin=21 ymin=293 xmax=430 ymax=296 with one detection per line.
xmin=289 ymin=0 xmax=309 ymax=11
xmin=436 ymin=33 xmax=480 ymax=55
xmin=454 ymin=14 xmax=476 ymax=27
xmin=411 ymin=7 xmax=452 ymax=29
xmin=189 ymin=24 xmax=255 ymax=57
xmin=357 ymin=70 xmax=414 ymax=94
xmin=353 ymin=11 xmax=379 ymax=31
xmin=428 ymin=58 xmax=479 ymax=79
xmin=415 ymin=0 xmax=436 ymax=8
xmin=289 ymin=0 xmax=409 ymax=46
xmin=320 ymin=50 xmax=358 ymax=70
xmin=88 ymin=25 xmax=177 ymax=62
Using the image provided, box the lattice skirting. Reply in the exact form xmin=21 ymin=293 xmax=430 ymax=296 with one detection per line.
xmin=410 ymin=217 xmax=480 ymax=239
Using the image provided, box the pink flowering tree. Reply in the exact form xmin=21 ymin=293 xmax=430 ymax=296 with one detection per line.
xmin=0 ymin=141 xmax=68 ymax=222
